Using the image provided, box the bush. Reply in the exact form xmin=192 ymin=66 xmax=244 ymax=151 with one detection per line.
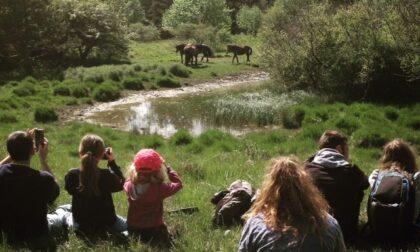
xmin=0 ymin=112 xmax=18 ymax=123
xmin=281 ymin=107 xmax=305 ymax=129
xmin=93 ymin=82 xmax=121 ymax=102
xmin=122 ymin=78 xmax=144 ymax=90
xmin=127 ymin=23 xmax=160 ymax=42
xmin=261 ymin=0 xmax=420 ymax=101
xmin=384 ymin=107 xmax=399 ymax=121
xmin=237 ymin=6 xmax=262 ymax=35
xmin=12 ymin=83 xmax=36 ymax=97
xmin=169 ymin=64 xmax=191 ymax=78
xmin=132 ymin=64 xmax=142 ymax=72
xmin=34 ymin=107 xmax=58 ymax=122
xmin=352 ymin=127 xmax=394 ymax=148
xmin=334 ymin=117 xmax=360 ymax=135
xmin=71 ymin=85 xmax=90 ymax=98
xmin=170 ymin=130 xmax=193 ymax=146
xmin=143 ymin=134 xmax=164 ymax=149
xmin=156 ymin=76 xmax=181 ymax=88
xmin=108 ymin=70 xmax=123 ymax=82
xmin=84 ymin=73 xmax=104 ymax=83
xmin=53 ymin=85 xmax=71 ymax=96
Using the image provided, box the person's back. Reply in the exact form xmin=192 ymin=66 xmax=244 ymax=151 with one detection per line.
xmin=64 ymin=134 xmax=125 ymax=236
xmin=305 ymin=131 xmax=368 ymax=244
xmin=0 ymin=131 xmax=59 ymax=248
xmin=240 ymin=214 xmax=344 ymax=252
xmin=0 ymin=164 xmax=58 ymax=242
xmin=239 ymin=156 xmax=346 ymax=252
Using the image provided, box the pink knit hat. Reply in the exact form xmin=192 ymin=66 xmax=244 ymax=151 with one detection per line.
xmin=134 ymin=149 xmax=162 ymax=173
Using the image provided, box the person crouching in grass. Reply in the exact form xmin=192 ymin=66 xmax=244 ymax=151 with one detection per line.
xmin=124 ymin=149 xmax=182 ymax=248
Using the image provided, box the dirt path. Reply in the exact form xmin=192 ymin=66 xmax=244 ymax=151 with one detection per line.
xmin=64 ymin=71 xmax=269 ymax=122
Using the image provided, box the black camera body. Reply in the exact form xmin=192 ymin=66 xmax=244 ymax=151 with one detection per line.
xmin=102 ymin=147 xmax=111 ymax=160
xmin=34 ymin=128 xmax=44 ymax=150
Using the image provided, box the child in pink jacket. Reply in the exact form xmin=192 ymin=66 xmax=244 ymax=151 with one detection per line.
xmin=124 ymin=149 xmax=182 ymax=247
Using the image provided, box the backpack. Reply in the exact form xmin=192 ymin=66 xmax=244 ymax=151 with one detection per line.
xmin=367 ymin=170 xmax=415 ymax=241
xmin=211 ymin=180 xmax=255 ymax=227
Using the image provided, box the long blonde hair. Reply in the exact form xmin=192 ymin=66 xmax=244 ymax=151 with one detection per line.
xmin=246 ymin=157 xmax=329 ymax=238
xmin=78 ymin=134 xmax=105 ymax=197
xmin=379 ymin=139 xmax=417 ymax=174
xmin=127 ymin=164 xmax=165 ymax=185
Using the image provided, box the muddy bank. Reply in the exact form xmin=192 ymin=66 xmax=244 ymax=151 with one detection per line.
xmin=65 ymin=71 xmax=269 ymax=123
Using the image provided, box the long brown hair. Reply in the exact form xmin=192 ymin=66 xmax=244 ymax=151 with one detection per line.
xmin=379 ymin=139 xmax=417 ymax=174
xmin=246 ymin=157 xmax=329 ymax=239
xmin=78 ymin=134 xmax=105 ymax=197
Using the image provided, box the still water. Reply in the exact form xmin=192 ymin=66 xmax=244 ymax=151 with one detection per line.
xmin=83 ymin=72 xmax=271 ymax=138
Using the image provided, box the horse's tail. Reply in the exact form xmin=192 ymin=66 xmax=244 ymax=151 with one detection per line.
xmin=247 ymin=46 xmax=253 ymax=56
xmin=207 ymin=46 xmax=214 ymax=57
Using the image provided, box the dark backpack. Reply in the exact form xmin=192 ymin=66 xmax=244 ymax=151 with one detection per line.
xmin=211 ymin=180 xmax=255 ymax=227
xmin=367 ymin=170 xmax=415 ymax=241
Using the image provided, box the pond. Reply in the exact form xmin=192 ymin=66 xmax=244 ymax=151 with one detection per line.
xmin=77 ymin=72 xmax=273 ymax=138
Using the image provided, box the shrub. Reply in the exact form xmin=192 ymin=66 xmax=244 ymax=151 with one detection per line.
xmin=157 ymin=66 xmax=167 ymax=76
xmin=108 ymin=70 xmax=123 ymax=82
xmin=12 ymin=83 xmax=36 ymax=97
xmin=334 ymin=117 xmax=360 ymax=135
xmin=237 ymin=6 xmax=262 ymax=35
xmin=281 ymin=107 xmax=305 ymax=129
xmin=34 ymin=107 xmax=58 ymax=122
xmin=93 ymin=82 xmax=121 ymax=102
xmin=401 ymin=115 xmax=420 ymax=131
xmin=23 ymin=76 xmax=37 ymax=83
xmin=71 ymin=85 xmax=90 ymax=98
xmin=0 ymin=112 xmax=18 ymax=123
xmin=169 ymin=64 xmax=191 ymax=78
xmin=84 ymin=73 xmax=104 ymax=83
xmin=127 ymin=23 xmax=160 ymax=42
xmin=6 ymin=81 xmax=19 ymax=87
xmin=122 ymin=78 xmax=144 ymax=90
xmin=170 ymin=130 xmax=193 ymax=146
xmin=143 ymin=134 xmax=164 ymax=149
xmin=132 ymin=64 xmax=142 ymax=72
xmin=156 ymin=76 xmax=181 ymax=88
xmin=352 ymin=127 xmax=394 ymax=148
xmin=384 ymin=107 xmax=399 ymax=121
xmin=53 ymin=85 xmax=71 ymax=96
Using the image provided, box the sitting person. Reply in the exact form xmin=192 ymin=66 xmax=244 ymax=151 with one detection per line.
xmin=0 ymin=130 xmax=59 ymax=251
xmin=305 ymin=130 xmax=369 ymax=244
xmin=64 ymin=134 xmax=126 ymax=239
xmin=367 ymin=139 xmax=419 ymax=241
xmin=124 ymin=149 xmax=182 ymax=248
xmin=238 ymin=156 xmax=346 ymax=251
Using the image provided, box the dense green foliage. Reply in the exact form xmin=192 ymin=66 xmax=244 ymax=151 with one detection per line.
xmin=261 ymin=0 xmax=420 ymax=101
xmin=237 ymin=6 xmax=263 ymax=35
xmin=162 ymin=0 xmax=230 ymax=31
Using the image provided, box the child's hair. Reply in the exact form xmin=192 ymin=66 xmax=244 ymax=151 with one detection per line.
xmin=78 ymin=134 xmax=105 ymax=196
xmin=127 ymin=164 xmax=165 ymax=185
xmin=380 ymin=139 xmax=417 ymax=174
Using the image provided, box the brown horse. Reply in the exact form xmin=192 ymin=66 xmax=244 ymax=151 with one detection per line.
xmin=183 ymin=44 xmax=199 ymax=66
xmin=195 ymin=44 xmax=214 ymax=63
xmin=226 ymin=45 xmax=253 ymax=64
xmin=176 ymin=43 xmax=186 ymax=63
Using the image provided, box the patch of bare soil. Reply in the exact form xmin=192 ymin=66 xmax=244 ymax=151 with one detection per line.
xmin=61 ymin=71 xmax=269 ymax=123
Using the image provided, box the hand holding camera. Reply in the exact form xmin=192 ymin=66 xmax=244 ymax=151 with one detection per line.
xmin=102 ymin=147 xmax=115 ymax=161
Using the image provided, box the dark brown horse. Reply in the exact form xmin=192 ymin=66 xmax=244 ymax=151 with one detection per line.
xmin=176 ymin=43 xmax=214 ymax=64
xmin=176 ymin=43 xmax=186 ymax=63
xmin=183 ymin=44 xmax=199 ymax=66
xmin=226 ymin=45 xmax=253 ymax=64
xmin=195 ymin=44 xmax=214 ymax=63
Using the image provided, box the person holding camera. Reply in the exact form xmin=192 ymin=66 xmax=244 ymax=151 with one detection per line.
xmin=64 ymin=134 xmax=126 ymax=239
xmin=0 ymin=130 xmax=59 ymax=251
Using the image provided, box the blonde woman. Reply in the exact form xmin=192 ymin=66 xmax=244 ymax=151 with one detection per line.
xmin=239 ymin=157 xmax=346 ymax=252
xmin=64 ymin=134 xmax=126 ymax=238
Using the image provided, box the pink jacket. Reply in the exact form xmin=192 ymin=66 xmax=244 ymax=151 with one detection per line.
xmin=124 ymin=169 xmax=182 ymax=229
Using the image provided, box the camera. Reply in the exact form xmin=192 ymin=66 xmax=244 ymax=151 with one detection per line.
xmin=34 ymin=128 xmax=44 ymax=150
xmin=102 ymin=147 xmax=111 ymax=160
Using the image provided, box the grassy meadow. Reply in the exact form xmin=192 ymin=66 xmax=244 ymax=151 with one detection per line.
xmin=0 ymin=37 xmax=419 ymax=251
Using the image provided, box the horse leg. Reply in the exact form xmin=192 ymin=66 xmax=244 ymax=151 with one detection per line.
xmin=231 ymin=54 xmax=235 ymax=64
xmin=201 ymin=54 xmax=205 ymax=62
xmin=235 ymin=54 xmax=239 ymax=64
xmin=181 ymin=53 xmax=184 ymax=64
xmin=246 ymin=53 xmax=250 ymax=62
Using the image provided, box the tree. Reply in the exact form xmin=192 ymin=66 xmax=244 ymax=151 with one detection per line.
xmin=162 ymin=0 xmax=230 ymax=32
xmin=52 ymin=0 xmax=128 ymax=63
xmin=237 ymin=6 xmax=262 ymax=35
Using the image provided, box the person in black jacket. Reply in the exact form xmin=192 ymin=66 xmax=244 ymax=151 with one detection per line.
xmin=64 ymin=134 xmax=126 ymax=239
xmin=0 ymin=130 xmax=59 ymax=251
xmin=305 ymin=130 xmax=369 ymax=245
